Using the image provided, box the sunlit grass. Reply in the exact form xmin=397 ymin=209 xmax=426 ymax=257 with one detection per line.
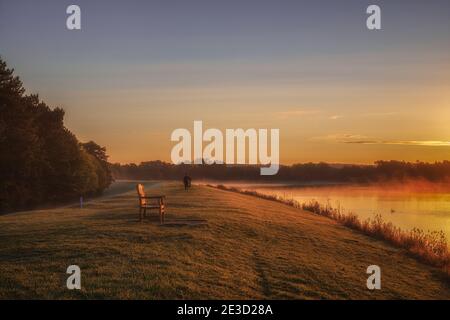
xmin=214 ymin=184 xmax=450 ymax=278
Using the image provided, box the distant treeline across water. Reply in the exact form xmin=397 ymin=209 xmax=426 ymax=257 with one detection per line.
xmin=110 ymin=160 xmax=450 ymax=183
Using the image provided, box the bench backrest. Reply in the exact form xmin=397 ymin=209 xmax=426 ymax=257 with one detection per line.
xmin=136 ymin=183 xmax=146 ymax=206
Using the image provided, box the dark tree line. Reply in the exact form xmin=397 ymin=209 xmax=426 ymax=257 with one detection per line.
xmin=111 ymin=160 xmax=450 ymax=183
xmin=0 ymin=58 xmax=112 ymax=213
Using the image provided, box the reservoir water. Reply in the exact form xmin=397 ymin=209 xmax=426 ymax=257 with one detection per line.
xmin=221 ymin=182 xmax=450 ymax=241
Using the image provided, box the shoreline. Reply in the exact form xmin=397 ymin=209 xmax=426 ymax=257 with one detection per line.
xmin=210 ymin=184 xmax=450 ymax=280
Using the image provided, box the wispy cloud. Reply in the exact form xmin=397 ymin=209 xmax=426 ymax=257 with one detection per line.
xmin=312 ymin=133 xmax=370 ymax=142
xmin=345 ymin=140 xmax=450 ymax=147
xmin=326 ymin=112 xmax=398 ymax=121
xmin=312 ymin=134 xmax=450 ymax=147
xmin=328 ymin=112 xmax=399 ymax=120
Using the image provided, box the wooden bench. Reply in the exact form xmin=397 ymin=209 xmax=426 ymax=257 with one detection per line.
xmin=136 ymin=184 xmax=166 ymax=224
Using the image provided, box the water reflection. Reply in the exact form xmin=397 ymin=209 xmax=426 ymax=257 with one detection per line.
xmin=224 ymin=183 xmax=450 ymax=240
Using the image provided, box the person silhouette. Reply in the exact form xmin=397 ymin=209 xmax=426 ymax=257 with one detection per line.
xmin=183 ymin=174 xmax=192 ymax=190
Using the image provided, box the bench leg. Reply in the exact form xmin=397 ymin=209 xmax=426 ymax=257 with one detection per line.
xmin=159 ymin=207 xmax=164 ymax=224
xmin=139 ymin=208 xmax=143 ymax=222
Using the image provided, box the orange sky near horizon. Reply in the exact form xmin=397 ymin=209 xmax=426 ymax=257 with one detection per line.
xmin=66 ymin=59 xmax=450 ymax=165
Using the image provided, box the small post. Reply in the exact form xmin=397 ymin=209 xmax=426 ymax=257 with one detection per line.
xmin=80 ymin=196 xmax=83 ymax=209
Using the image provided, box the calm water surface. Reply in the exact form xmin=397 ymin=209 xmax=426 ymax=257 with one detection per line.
xmin=222 ymin=183 xmax=450 ymax=240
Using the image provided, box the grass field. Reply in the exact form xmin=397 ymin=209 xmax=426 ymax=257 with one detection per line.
xmin=0 ymin=181 xmax=449 ymax=299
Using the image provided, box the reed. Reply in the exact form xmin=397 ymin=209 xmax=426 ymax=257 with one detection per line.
xmin=212 ymin=184 xmax=450 ymax=278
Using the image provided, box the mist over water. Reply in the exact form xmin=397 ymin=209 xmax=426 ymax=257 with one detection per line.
xmin=219 ymin=181 xmax=450 ymax=241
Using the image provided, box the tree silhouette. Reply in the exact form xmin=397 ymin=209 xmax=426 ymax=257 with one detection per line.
xmin=0 ymin=57 xmax=112 ymax=212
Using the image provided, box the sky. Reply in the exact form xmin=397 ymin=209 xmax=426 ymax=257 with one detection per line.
xmin=0 ymin=0 xmax=449 ymax=164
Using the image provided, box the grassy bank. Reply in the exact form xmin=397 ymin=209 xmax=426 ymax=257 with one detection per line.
xmin=0 ymin=182 xmax=449 ymax=299
xmin=213 ymin=185 xmax=450 ymax=277
xmin=213 ymin=184 xmax=450 ymax=278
